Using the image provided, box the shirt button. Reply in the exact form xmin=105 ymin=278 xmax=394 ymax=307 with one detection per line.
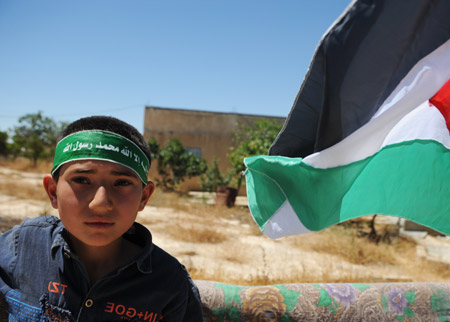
xmin=85 ymin=299 xmax=94 ymax=308
xmin=63 ymin=252 xmax=71 ymax=259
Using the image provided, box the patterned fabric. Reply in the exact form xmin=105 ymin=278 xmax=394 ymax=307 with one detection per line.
xmin=2 ymin=281 xmax=450 ymax=321
xmin=196 ymin=281 xmax=450 ymax=321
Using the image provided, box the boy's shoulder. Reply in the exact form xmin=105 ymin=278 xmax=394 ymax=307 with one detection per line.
xmin=128 ymin=223 xmax=185 ymax=274
xmin=147 ymin=243 xmax=193 ymax=290
xmin=20 ymin=215 xmax=61 ymax=228
xmin=10 ymin=215 xmax=64 ymax=244
xmin=150 ymin=243 xmax=188 ymax=275
xmin=151 ymin=243 xmax=180 ymax=264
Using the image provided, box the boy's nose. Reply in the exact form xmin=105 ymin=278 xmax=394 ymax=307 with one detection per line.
xmin=89 ymin=186 xmax=113 ymax=212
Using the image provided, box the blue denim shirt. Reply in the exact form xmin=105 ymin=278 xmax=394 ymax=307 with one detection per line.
xmin=0 ymin=216 xmax=204 ymax=322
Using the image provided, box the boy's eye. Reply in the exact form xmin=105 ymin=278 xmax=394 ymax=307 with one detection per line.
xmin=115 ymin=179 xmax=132 ymax=187
xmin=72 ymin=177 xmax=90 ymax=184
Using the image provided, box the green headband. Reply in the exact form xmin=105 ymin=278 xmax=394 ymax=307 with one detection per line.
xmin=52 ymin=130 xmax=150 ymax=184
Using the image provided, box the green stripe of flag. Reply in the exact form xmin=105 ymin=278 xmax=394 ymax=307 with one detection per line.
xmin=245 ymin=139 xmax=450 ymax=235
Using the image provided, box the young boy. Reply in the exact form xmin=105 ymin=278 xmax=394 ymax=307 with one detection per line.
xmin=0 ymin=116 xmax=205 ymax=321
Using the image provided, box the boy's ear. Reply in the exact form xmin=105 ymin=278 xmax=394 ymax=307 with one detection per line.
xmin=43 ymin=174 xmax=58 ymax=209
xmin=139 ymin=181 xmax=155 ymax=211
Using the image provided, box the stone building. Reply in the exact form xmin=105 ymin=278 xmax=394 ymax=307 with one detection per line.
xmin=143 ymin=106 xmax=285 ymax=191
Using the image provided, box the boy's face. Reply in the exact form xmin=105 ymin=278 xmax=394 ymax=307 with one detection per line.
xmin=43 ymin=160 xmax=154 ymax=250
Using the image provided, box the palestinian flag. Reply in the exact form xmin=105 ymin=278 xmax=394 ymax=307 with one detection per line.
xmin=244 ymin=0 xmax=450 ymax=238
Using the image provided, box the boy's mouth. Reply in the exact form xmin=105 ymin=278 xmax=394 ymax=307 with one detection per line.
xmin=85 ymin=221 xmax=114 ymax=229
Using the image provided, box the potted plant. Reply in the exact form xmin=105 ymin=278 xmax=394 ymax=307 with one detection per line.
xmin=200 ymin=160 xmax=236 ymax=207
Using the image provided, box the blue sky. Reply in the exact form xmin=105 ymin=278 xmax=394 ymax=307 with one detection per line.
xmin=0 ymin=0 xmax=351 ymax=133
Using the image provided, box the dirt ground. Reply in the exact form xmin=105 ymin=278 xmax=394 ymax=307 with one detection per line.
xmin=1 ymin=166 xmax=450 ymax=285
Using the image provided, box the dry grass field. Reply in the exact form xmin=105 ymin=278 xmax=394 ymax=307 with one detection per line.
xmin=1 ymin=158 xmax=450 ymax=286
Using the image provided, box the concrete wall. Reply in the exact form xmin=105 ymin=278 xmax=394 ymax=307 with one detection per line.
xmin=143 ymin=106 xmax=285 ymax=191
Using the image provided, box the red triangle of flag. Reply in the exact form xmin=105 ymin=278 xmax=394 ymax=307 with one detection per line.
xmin=430 ymin=79 xmax=450 ymax=132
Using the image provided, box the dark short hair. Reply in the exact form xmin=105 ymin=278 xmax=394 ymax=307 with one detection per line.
xmin=53 ymin=116 xmax=151 ymax=181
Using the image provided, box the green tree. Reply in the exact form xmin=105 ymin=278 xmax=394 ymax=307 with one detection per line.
xmin=148 ymin=137 xmax=207 ymax=190
xmin=147 ymin=137 xmax=160 ymax=163
xmin=46 ymin=120 xmax=69 ymax=160
xmin=228 ymin=119 xmax=282 ymax=191
xmin=11 ymin=111 xmax=64 ymax=166
xmin=0 ymin=131 xmax=8 ymax=157
xmin=200 ymin=159 xmax=232 ymax=193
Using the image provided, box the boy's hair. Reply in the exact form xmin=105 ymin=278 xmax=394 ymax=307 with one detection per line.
xmin=53 ymin=116 xmax=151 ymax=181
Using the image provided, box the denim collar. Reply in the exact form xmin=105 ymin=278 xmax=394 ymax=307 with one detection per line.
xmin=123 ymin=222 xmax=154 ymax=273
xmin=50 ymin=220 xmax=154 ymax=274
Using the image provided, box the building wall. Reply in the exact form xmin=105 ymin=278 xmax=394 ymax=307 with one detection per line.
xmin=143 ymin=106 xmax=285 ymax=191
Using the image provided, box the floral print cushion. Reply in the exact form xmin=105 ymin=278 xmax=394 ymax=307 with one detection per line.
xmin=196 ymin=281 xmax=450 ymax=321
xmin=1 ymin=281 xmax=449 ymax=321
